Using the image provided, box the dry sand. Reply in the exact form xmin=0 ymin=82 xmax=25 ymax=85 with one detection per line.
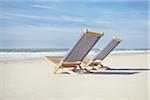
xmin=0 ymin=52 xmax=149 ymax=100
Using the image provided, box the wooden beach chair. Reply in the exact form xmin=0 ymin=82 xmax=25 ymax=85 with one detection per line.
xmin=86 ymin=37 xmax=122 ymax=70
xmin=54 ymin=29 xmax=104 ymax=75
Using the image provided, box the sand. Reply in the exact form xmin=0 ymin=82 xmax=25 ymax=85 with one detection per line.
xmin=0 ymin=52 xmax=149 ymax=100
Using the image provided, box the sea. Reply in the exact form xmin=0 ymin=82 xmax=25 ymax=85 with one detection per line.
xmin=0 ymin=48 xmax=149 ymax=61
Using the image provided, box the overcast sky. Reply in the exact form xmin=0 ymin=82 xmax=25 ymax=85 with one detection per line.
xmin=0 ymin=0 xmax=149 ymax=49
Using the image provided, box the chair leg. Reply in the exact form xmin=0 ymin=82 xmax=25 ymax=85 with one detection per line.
xmin=79 ymin=64 xmax=91 ymax=73
xmin=72 ymin=67 xmax=77 ymax=72
xmin=54 ymin=61 xmax=63 ymax=74
xmin=63 ymin=68 xmax=78 ymax=75
xmin=92 ymin=66 xmax=100 ymax=70
xmin=79 ymin=65 xmax=83 ymax=70
xmin=98 ymin=64 xmax=111 ymax=70
xmin=54 ymin=66 xmax=61 ymax=74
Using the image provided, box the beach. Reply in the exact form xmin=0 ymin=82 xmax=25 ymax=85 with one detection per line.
xmin=0 ymin=51 xmax=149 ymax=100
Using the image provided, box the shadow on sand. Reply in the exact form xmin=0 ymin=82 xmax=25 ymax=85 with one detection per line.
xmin=83 ymin=71 xmax=139 ymax=75
xmin=83 ymin=67 xmax=149 ymax=75
xmin=109 ymin=68 xmax=150 ymax=71
xmin=61 ymin=70 xmax=139 ymax=75
xmin=82 ymin=67 xmax=150 ymax=75
xmin=60 ymin=67 xmax=150 ymax=75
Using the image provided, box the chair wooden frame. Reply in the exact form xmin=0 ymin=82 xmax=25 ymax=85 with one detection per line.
xmin=54 ymin=29 xmax=104 ymax=75
xmin=86 ymin=37 xmax=122 ymax=70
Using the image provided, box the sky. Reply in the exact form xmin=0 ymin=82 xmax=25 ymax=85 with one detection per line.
xmin=0 ymin=0 xmax=149 ymax=49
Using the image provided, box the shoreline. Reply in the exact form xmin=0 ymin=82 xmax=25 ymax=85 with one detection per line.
xmin=0 ymin=50 xmax=149 ymax=61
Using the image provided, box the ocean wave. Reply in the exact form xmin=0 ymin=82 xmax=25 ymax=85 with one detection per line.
xmin=0 ymin=50 xmax=149 ymax=61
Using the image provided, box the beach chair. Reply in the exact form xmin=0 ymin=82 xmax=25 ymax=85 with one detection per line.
xmin=54 ymin=29 xmax=104 ymax=75
xmin=86 ymin=37 xmax=122 ymax=70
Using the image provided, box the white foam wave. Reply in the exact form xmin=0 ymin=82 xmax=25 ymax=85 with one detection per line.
xmin=0 ymin=50 xmax=149 ymax=61
xmin=0 ymin=52 xmax=67 ymax=61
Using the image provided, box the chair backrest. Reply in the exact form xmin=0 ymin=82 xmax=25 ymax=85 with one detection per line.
xmin=63 ymin=29 xmax=104 ymax=62
xmin=93 ymin=37 xmax=122 ymax=61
